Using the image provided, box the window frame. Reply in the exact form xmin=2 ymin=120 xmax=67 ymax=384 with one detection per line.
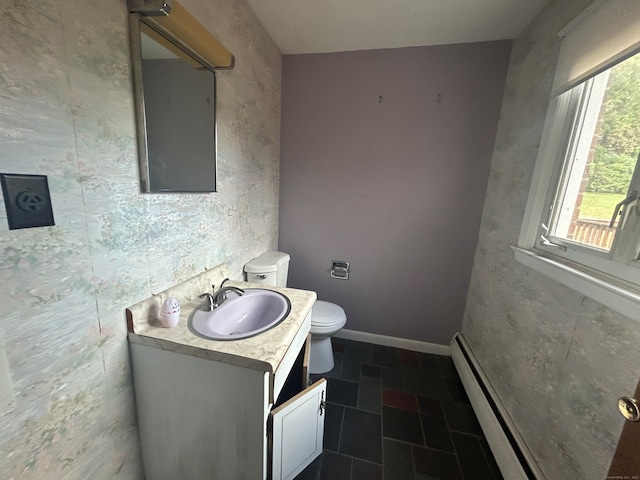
xmin=517 ymin=51 xmax=640 ymax=322
xmin=539 ymin=65 xmax=640 ymax=273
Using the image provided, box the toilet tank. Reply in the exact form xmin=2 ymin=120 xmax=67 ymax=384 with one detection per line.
xmin=244 ymin=251 xmax=290 ymax=287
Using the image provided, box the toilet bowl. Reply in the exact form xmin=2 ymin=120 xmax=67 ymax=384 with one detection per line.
xmin=244 ymin=251 xmax=347 ymax=374
xmin=309 ymin=300 xmax=347 ymax=374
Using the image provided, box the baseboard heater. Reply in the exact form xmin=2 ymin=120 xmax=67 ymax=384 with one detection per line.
xmin=450 ymin=333 xmax=544 ymax=480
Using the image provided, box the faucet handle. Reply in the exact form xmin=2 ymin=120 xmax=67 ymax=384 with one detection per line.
xmin=199 ymin=292 xmax=216 ymax=311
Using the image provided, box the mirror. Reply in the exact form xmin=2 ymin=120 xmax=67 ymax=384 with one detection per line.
xmin=129 ymin=17 xmax=217 ymax=193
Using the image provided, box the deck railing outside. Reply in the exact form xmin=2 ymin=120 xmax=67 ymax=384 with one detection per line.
xmin=571 ymin=218 xmax=616 ymax=250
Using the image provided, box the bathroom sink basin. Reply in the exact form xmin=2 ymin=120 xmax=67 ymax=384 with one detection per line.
xmin=188 ymin=289 xmax=291 ymax=340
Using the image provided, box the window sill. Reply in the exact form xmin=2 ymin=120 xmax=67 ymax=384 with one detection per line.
xmin=511 ymin=246 xmax=640 ymax=323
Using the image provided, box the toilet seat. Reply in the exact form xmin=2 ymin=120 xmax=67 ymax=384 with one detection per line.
xmin=311 ymin=300 xmax=346 ymax=327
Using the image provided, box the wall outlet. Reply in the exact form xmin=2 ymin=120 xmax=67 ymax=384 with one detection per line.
xmin=0 ymin=173 xmax=55 ymax=230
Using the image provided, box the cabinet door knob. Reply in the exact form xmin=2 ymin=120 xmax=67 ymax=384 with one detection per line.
xmin=617 ymin=396 xmax=640 ymax=421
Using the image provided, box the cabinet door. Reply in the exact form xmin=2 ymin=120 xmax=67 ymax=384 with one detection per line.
xmin=270 ymin=378 xmax=327 ymax=480
xmin=302 ymin=334 xmax=311 ymax=387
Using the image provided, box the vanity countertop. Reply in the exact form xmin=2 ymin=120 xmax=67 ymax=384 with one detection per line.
xmin=126 ymin=267 xmax=316 ymax=374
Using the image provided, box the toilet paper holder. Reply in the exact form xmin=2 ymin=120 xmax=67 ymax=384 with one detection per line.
xmin=330 ymin=260 xmax=350 ymax=280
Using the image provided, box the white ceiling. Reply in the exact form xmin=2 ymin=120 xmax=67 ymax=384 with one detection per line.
xmin=246 ymin=0 xmax=552 ymax=55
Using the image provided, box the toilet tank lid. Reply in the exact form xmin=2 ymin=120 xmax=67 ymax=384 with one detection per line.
xmin=244 ymin=251 xmax=290 ymax=273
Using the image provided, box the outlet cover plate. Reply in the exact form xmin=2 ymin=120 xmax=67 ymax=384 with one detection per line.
xmin=0 ymin=173 xmax=55 ymax=230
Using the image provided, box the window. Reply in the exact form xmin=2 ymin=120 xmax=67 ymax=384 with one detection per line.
xmin=537 ymin=51 xmax=640 ymax=285
xmin=516 ymin=0 xmax=640 ymax=320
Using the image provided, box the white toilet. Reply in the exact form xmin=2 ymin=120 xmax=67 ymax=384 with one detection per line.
xmin=244 ymin=251 xmax=347 ymax=374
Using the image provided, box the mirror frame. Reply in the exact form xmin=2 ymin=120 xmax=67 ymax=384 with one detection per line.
xmin=128 ymin=13 xmax=218 ymax=193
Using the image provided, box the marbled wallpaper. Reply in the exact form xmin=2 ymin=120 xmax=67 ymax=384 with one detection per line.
xmin=462 ymin=0 xmax=640 ymax=478
xmin=0 ymin=0 xmax=281 ymax=478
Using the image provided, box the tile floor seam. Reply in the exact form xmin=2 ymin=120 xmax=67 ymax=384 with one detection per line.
xmin=418 ymin=399 xmax=427 ymax=449
xmin=410 ymin=442 xmax=417 ymax=480
xmin=326 ymin=450 xmax=385 ymax=479
xmin=391 ymin=437 xmax=455 ymax=456
xmin=337 ymin=403 xmax=346 ymax=455
xmin=441 ymin=397 xmax=456 ymax=448
xmin=379 ymin=400 xmax=385 ymax=480
xmin=479 ymin=440 xmax=500 ymax=480
xmin=451 ymin=431 xmax=467 ymax=480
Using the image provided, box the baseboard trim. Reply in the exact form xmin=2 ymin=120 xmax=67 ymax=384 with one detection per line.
xmin=335 ymin=329 xmax=450 ymax=355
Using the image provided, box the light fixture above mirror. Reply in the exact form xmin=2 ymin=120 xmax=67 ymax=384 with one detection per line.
xmin=128 ymin=0 xmax=234 ymax=71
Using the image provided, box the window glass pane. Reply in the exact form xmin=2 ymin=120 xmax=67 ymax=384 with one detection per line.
xmin=549 ymin=52 xmax=640 ymax=252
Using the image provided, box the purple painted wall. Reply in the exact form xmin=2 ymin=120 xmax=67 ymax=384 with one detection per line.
xmin=279 ymin=42 xmax=511 ymax=345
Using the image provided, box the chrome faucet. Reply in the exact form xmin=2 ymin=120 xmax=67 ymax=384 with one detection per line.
xmin=199 ymin=279 xmax=245 ymax=311
xmin=198 ymin=292 xmax=216 ymax=311
xmin=212 ymin=279 xmax=244 ymax=306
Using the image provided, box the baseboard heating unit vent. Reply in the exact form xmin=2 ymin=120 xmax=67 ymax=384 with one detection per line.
xmin=450 ymin=333 xmax=544 ymax=480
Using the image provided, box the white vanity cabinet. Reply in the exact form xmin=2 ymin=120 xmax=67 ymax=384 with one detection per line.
xmin=129 ymin=311 xmax=325 ymax=480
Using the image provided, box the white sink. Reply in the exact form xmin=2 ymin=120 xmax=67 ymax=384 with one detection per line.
xmin=188 ymin=289 xmax=291 ymax=340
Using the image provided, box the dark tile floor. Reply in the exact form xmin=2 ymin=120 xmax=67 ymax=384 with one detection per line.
xmin=296 ymin=338 xmax=503 ymax=480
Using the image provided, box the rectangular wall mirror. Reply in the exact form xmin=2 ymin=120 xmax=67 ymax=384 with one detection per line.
xmin=128 ymin=1 xmax=234 ymax=193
